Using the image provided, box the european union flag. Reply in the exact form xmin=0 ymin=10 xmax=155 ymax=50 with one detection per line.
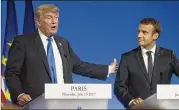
xmin=1 ymin=0 xmax=18 ymax=103
xmin=23 ymin=0 xmax=36 ymax=34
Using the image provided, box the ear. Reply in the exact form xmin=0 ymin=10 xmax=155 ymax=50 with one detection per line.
xmin=153 ymin=33 xmax=159 ymax=40
xmin=35 ymin=18 xmax=41 ymax=27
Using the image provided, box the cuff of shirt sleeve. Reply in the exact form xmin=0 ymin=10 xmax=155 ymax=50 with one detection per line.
xmin=17 ymin=93 xmax=25 ymax=100
xmin=107 ymin=65 xmax=111 ymax=77
xmin=129 ymin=99 xmax=135 ymax=106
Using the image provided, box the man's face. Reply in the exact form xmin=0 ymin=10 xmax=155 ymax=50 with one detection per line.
xmin=137 ymin=24 xmax=158 ymax=49
xmin=37 ymin=12 xmax=59 ymax=37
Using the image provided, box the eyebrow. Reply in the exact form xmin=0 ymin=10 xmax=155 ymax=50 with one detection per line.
xmin=138 ymin=29 xmax=148 ymax=33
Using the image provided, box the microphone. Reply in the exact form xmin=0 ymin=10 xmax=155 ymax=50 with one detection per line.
xmin=160 ymin=72 xmax=163 ymax=84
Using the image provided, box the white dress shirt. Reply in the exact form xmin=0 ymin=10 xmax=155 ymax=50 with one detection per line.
xmin=38 ymin=30 xmax=64 ymax=84
xmin=129 ymin=45 xmax=156 ymax=106
xmin=141 ymin=45 xmax=156 ymax=73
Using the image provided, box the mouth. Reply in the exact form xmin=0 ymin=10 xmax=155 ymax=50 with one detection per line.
xmin=51 ymin=26 xmax=56 ymax=29
xmin=138 ymin=39 xmax=143 ymax=42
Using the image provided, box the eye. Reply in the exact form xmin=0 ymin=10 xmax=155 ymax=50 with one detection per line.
xmin=137 ymin=30 xmax=140 ymax=34
xmin=143 ymin=31 xmax=147 ymax=35
xmin=45 ymin=15 xmax=52 ymax=19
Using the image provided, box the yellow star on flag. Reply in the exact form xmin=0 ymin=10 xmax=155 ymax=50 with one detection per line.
xmin=7 ymin=42 xmax=12 ymax=46
xmin=2 ymin=56 xmax=7 ymax=66
xmin=5 ymin=90 xmax=11 ymax=101
xmin=7 ymin=39 xmax=13 ymax=47
xmin=2 ymin=76 xmax=5 ymax=80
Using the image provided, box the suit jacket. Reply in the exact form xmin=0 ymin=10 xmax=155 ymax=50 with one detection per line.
xmin=114 ymin=46 xmax=179 ymax=108
xmin=5 ymin=31 xmax=108 ymax=103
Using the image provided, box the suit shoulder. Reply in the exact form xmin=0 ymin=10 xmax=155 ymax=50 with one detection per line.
xmin=55 ymin=35 xmax=69 ymax=43
xmin=122 ymin=47 xmax=138 ymax=57
xmin=14 ymin=32 xmax=37 ymax=42
xmin=159 ymin=47 xmax=173 ymax=53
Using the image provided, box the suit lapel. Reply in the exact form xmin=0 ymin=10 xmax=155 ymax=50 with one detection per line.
xmin=33 ymin=32 xmax=51 ymax=81
xmin=151 ymin=46 xmax=161 ymax=79
xmin=135 ymin=47 xmax=151 ymax=84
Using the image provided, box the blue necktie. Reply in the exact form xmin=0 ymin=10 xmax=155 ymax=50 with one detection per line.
xmin=47 ymin=37 xmax=57 ymax=83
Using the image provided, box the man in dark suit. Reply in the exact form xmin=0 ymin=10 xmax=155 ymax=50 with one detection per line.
xmin=114 ymin=18 xmax=179 ymax=108
xmin=5 ymin=4 xmax=117 ymax=106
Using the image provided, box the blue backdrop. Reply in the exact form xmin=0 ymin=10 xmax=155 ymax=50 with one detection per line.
xmin=1 ymin=1 xmax=179 ymax=109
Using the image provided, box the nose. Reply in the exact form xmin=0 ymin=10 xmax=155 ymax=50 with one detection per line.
xmin=138 ymin=31 xmax=143 ymax=38
xmin=52 ymin=18 xmax=58 ymax=24
xmin=52 ymin=19 xmax=55 ymax=24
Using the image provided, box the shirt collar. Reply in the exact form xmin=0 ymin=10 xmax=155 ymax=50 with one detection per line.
xmin=38 ymin=29 xmax=54 ymax=42
xmin=141 ymin=45 xmax=156 ymax=55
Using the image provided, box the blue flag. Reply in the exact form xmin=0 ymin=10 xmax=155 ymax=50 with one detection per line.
xmin=1 ymin=0 xmax=18 ymax=103
xmin=23 ymin=0 xmax=36 ymax=34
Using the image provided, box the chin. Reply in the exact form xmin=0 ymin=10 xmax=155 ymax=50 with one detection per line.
xmin=138 ymin=43 xmax=143 ymax=46
xmin=50 ymin=31 xmax=57 ymax=35
xmin=139 ymin=42 xmax=145 ymax=46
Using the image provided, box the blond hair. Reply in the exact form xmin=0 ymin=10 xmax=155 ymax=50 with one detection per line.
xmin=35 ymin=4 xmax=59 ymax=20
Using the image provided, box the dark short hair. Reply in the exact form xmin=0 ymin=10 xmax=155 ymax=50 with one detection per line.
xmin=140 ymin=18 xmax=161 ymax=36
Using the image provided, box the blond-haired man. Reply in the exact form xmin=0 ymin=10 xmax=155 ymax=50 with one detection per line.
xmin=5 ymin=4 xmax=117 ymax=106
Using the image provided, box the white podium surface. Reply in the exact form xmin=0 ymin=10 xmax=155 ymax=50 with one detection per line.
xmin=22 ymin=84 xmax=112 ymax=109
xmin=133 ymin=85 xmax=179 ymax=109
xmin=133 ymin=94 xmax=179 ymax=109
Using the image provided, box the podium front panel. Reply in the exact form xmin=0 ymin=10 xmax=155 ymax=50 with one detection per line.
xmin=21 ymin=93 xmax=108 ymax=109
xmin=133 ymin=93 xmax=179 ymax=109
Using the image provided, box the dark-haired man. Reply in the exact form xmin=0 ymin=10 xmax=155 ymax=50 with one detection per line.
xmin=114 ymin=18 xmax=179 ymax=108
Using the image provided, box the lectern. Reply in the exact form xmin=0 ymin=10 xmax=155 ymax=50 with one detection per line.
xmin=21 ymin=84 xmax=112 ymax=109
xmin=132 ymin=85 xmax=179 ymax=109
